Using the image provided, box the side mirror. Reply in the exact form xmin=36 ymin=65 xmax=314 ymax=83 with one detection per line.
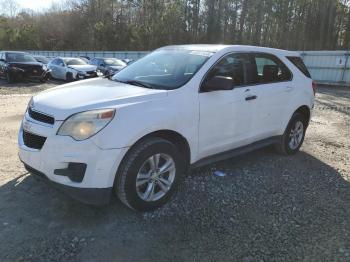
xmin=100 ymin=63 xmax=105 ymax=67
xmin=202 ymin=76 xmax=234 ymax=92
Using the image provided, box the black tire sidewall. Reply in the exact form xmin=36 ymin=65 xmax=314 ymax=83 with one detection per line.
xmin=6 ymin=72 xmax=12 ymax=83
xmin=66 ymin=73 xmax=73 ymax=82
xmin=117 ymin=139 xmax=184 ymax=211
xmin=283 ymin=113 xmax=307 ymax=155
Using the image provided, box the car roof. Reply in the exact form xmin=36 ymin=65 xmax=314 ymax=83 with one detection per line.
xmin=158 ymin=44 xmax=299 ymax=57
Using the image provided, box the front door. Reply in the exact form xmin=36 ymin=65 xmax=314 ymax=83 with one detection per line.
xmin=198 ymin=53 xmax=257 ymax=159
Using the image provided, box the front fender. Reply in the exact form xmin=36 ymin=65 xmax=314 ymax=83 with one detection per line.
xmin=91 ymin=92 xmax=199 ymax=163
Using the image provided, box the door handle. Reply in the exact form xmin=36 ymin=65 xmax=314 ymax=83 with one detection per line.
xmin=245 ymin=95 xmax=257 ymax=101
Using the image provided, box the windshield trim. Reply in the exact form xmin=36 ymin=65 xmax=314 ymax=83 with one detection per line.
xmin=112 ymin=50 xmax=214 ymax=90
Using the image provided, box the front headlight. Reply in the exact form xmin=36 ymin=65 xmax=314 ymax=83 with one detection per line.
xmin=57 ymin=109 xmax=115 ymax=141
xmin=42 ymin=65 xmax=47 ymax=71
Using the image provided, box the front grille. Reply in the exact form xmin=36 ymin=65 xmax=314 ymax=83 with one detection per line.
xmin=23 ymin=131 xmax=46 ymax=150
xmin=28 ymin=107 xmax=55 ymax=125
xmin=31 ymin=68 xmax=43 ymax=76
xmin=86 ymin=71 xmax=96 ymax=75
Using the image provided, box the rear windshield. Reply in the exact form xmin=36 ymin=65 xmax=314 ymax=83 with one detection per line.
xmin=287 ymin=56 xmax=311 ymax=78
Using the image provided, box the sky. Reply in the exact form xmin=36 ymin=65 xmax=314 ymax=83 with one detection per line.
xmin=16 ymin=0 xmax=56 ymax=11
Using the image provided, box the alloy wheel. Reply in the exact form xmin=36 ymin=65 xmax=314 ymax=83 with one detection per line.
xmin=289 ymin=120 xmax=304 ymax=150
xmin=136 ymin=153 xmax=176 ymax=202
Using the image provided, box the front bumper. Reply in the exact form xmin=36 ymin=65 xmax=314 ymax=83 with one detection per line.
xmin=18 ymin=114 xmax=128 ymax=205
xmin=10 ymin=69 xmax=51 ymax=81
xmin=76 ymin=71 xmax=100 ymax=80
xmin=23 ymin=163 xmax=112 ymax=205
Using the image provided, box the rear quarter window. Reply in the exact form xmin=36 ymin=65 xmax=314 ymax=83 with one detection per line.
xmin=287 ymin=56 xmax=311 ymax=78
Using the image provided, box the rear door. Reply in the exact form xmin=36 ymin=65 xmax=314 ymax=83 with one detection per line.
xmin=248 ymin=53 xmax=294 ymax=140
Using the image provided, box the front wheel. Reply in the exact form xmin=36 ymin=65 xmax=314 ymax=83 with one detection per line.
xmin=115 ymin=137 xmax=184 ymax=212
xmin=6 ymin=72 xmax=13 ymax=83
xmin=275 ymin=112 xmax=307 ymax=155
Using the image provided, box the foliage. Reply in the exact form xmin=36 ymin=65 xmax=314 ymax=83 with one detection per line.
xmin=0 ymin=0 xmax=349 ymax=51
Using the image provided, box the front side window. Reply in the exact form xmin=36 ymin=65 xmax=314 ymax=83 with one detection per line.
xmin=204 ymin=53 xmax=251 ymax=87
xmin=253 ymin=54 xmax=292 ymax=83
xmin=112 ymin=49 xmax=213 ymax=90
xmin=57 ymin=59 xmax=65 ymax=66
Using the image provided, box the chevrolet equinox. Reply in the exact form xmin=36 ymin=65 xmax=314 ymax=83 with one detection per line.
xmin=18 ymin=45 xmax=315 ymax=211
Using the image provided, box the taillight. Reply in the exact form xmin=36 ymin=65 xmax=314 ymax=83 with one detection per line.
xmin=312 ymin=81 xmax=317 ymax=96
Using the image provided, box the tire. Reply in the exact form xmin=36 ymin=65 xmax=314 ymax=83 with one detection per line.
xmin=115 ymin=137 xmax=184 ymax=212
xmin=6 ymin=72 xmax=13 ymax=83
xmin=40 ymin=73 xmax=50 ymax=83
xmin=66 ymin=72 xmax=74 ymax=82
xmin=275 ymin=112 xmax=307 ymax=155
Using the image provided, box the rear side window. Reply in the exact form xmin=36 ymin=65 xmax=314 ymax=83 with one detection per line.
xmin=287 ymin=56 xmax=311 ymax=78
xmin=252 ymin=53 xmax=292 ymax=84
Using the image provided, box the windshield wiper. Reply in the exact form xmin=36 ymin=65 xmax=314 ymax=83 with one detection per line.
xmin=113 ymin=79 xmax=155 ymax=89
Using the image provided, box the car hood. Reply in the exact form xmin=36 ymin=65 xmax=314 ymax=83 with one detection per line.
xmin=9 ymin=62 xmax=43 ymax=69
xmin=32 ymin=78 xmax=168 ymax=120
xmin=67 ymin=65 xmax=97 ymax=72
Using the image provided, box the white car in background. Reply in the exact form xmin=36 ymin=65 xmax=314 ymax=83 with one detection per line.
xmin=48 ymin=57 xmax=100 ymax=81
xmin=19 ymin=45 xmax=315 ymax=211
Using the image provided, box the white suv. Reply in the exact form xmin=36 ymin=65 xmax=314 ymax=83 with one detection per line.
xmin=18 ymin=45 xmax=315 ymax=211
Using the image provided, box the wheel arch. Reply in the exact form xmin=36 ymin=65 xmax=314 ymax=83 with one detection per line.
xmin=294 ymin=105 xmax=311 ymax=127
xmin=123 ymin=129 xmax=191 ymax=170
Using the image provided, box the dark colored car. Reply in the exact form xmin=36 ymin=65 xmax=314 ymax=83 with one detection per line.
xmin=0 ymin=51 xmax=51 ymax=83
xmin=90 ymin=57 xmax=127 ymax=76
xmin=34 ymin=55 xmax=50 ymax=65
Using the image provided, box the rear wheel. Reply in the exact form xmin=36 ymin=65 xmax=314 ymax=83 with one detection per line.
xmin=115 ymin=137 xmax=184 ymax=212
xmin=275 ymin=112 xmax=307 ymax=155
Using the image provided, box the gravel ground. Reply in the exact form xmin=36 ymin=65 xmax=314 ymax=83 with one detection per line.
xmin=0 ymin=80 xmax=349 ymax=262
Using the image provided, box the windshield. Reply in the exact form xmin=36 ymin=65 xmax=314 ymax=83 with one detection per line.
xmin=112 ymin=50 xmax=213 ymax=90
xmin=104 ymin=59 xmax=126 ymax=67
xmin=63 ymin=58 xmax=87 ymax=66
xmin=6 ymin=53 xmax=37 ymax=63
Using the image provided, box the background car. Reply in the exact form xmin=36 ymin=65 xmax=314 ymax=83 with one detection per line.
xmin=33 ymin=55 xmax=50 ymax=65
xmin=79 ymin=56 xmax=90 ymax=63
xmin=90 ymin=57 xmax=127 ymax=76
xmin=122 ymin=59 xmax=134 ymax=65
xmin=0 ymin=51 xmax=51 ymax=83
xmin=48 ymin=57 xmax=100 ymax=81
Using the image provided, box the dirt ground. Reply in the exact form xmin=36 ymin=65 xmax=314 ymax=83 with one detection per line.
xmin=0 ymin=79 xmax=349 ymax=262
